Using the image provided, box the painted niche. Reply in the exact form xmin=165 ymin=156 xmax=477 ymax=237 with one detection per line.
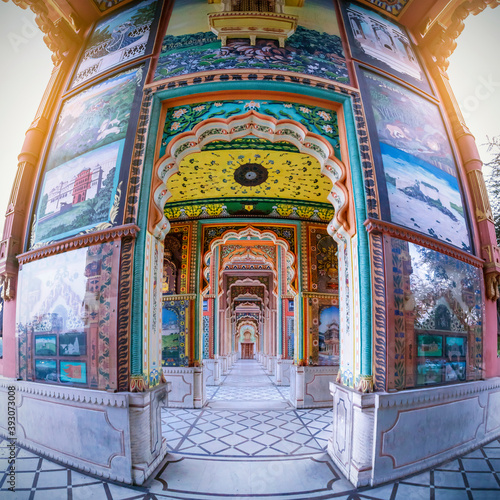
xmin=17 ymin=243 xmax=119 ymax=390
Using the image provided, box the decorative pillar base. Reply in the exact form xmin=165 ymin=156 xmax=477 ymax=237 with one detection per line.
xmin=329 ymin=378 xmax=500 ymax=487
xmin=0 ymin=380 xmax=170 ymax=485
xmin=289 ymin=365 xmax=338 ymax=407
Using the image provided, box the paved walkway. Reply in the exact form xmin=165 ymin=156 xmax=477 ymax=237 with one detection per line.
xmin=1 ymin=360 xmax=500 ymax=499
xmin=206 ymin=359 xmax=290 ymax=409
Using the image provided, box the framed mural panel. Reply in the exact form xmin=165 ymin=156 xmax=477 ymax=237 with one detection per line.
xmin=154 ymin=0 xmax=349 ymax=84
xmin=417 ymin=334 xmax=442 ymax=357
xmin=70 ymin=0 xmax=160 ymax=89
xmin=59 ymin=332 xmax=87 ymax=356
xmin=341 ymin=1 xmax=432 ymax=93
xmin=17 ymin=243 xmax=119 ymax=389
xmin=445 ymin=361 xmax=466 ymax=381
xmin=306 ymin=296 xmax=339 ymax=366
xmin=360 ymin=69 xmax=472 ymax=252
xmin=385 ymin=237 xmax=482 ymax=390
xmin=417 ymin=360 xmax=443 ymax=386
xmin=318 ymin=305 xmax=340 ymax=365
xmin=32 ymin=65 xmax=147 ymax=247
xmin=161 ymin=299 xmax=189 ymax=367
xmin=446 ymin=336 xmax=466 ymax=358
xmin=35 ymin=360 xmax=58 ymax=382
xmin=35 ymin=335 xmax=57 ymax=356
xmin=60 ymin=361 xmax=87 ymax=384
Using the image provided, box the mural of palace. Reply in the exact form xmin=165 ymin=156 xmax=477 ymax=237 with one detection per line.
xmin=0 ymin=0 xmax=499 ymax=492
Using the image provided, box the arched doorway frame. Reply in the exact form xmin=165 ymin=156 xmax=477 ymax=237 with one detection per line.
xmin=146 ymin=107 xmax=364 ymax=396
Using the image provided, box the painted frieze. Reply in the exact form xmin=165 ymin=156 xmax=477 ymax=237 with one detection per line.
xmin=342 ymin=2 xmax=430 ymax=93
xmin=17 ymin=243 xmax=118 ymax=389
xmin=386 ymin=237 xmax=483 ymax=390
xmin=71 ymin=0 xmax=158 ymax=88
xmin=360 ymin=0 xmax=409 ymax=17
xmin=92 ymin=0 xmax=128 ymax=12
xmin=361 ymin=70 xmax=471 ymax=252
xmin=161 ymin=100 xmax=340 ymax=156
xmin=32 ymin=66 xmax=145 ymax=247
xmin=164 ymin=199 xmax=334 ymax=223
xmin=154 ymin=0 xmax=348 ymax=84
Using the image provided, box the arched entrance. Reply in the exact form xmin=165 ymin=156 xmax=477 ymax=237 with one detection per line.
xmin=151 ymin=107 xmax=358 ymax=408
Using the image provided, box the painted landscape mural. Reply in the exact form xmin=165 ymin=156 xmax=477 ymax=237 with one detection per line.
xmin=154 ymin=0 xmax=349 ymax=83
xmin=344 ymin=2 xmax=430 ymax=93
xmin=363 ymin=71 xmax=471 ymax=250
xmin=33 ymin=67 xmax=142 ymax=245
xmin=71 ymin=0 xmax=157 ymax=88
xmin=382 ymin=143 xmax=469 ymax=250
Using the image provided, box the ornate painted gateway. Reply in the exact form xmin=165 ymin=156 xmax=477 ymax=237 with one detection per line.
xmin=0 ymin=0 xmax=499 ymax=489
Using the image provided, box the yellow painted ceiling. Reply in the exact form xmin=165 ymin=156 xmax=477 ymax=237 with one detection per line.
xmin=166 ymin=149 xmax=332 ymax=203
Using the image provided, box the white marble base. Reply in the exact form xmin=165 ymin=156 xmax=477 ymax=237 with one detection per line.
xmin=279 ymin=359 xmax=293 ymax=386
xmin=290 ymin=365 xmax=338 ymax=408
xmin=328 ymin=378 xmax=500 ymax=487
xmin=162 ymin=367 xmax=194 ymax=408
xmin=162 ymin=367 xmax=205 ymax=408
xmin=0 ymin=379 xmax=169 ymax=485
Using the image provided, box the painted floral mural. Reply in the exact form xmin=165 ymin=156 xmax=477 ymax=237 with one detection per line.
xmin=154 ymin=27 xmax=349 ymax=84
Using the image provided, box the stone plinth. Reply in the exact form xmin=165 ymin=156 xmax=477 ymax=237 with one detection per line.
xmin=329 ymin=378 xmax=500 ymax=487
xmin=0 ymin=379 xmax=170 ymax=485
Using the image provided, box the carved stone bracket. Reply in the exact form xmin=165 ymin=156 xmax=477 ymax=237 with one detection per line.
xmin=424 ymin=0 xmax=500 ymax=72
xmin=0 ymin=274 xmax=16 ymax=301
xmin=482 ymin=244 xmax=500 ymax=300
xmin=3 ymin=0 xmax=81 ymax=64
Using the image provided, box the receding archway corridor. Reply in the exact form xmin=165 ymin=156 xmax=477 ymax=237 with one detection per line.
xmin=206 ymin=360 xmax=291 ymax=409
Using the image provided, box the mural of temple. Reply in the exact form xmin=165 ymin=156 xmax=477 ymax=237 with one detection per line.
xmin=0 ymin=0 xmax=499 ymax=492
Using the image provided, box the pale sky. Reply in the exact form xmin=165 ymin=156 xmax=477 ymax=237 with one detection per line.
xmin=0 ymin=3 xmax=499 ymax=237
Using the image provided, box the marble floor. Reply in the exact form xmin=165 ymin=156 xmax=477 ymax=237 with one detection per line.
xmin=1 ymin=360 xmax=500 ymax=499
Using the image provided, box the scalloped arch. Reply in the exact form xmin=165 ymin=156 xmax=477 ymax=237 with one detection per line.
xmin=149 ymin=110 xmax=352 ymax=240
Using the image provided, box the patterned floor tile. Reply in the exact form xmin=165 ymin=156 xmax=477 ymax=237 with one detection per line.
xmin=3 ymin=360 xmax=500 ymax=499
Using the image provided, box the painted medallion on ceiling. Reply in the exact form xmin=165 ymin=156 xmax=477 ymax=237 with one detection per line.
xmin=166 ymin=149 xmax=332 ymax=203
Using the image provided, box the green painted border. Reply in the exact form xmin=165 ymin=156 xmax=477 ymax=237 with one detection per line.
xmin=130 ymin=81 xmax=372 ymax=380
